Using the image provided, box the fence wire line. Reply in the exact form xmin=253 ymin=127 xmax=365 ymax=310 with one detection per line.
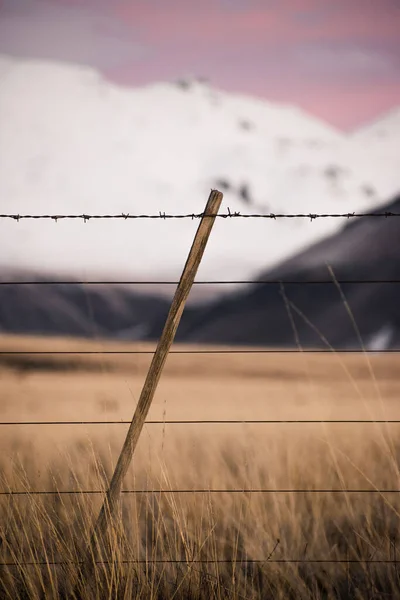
xmin=1 ymin=279 xmax=400 ymax=285
xmin=1 ymin=209 xmax=399 ymax=576
xmin=0 ymin=419 xmax=400 ymax=427
xmin=1 ymin=349 xmax=399 ymax=355
xmin=2 ymin=489 xmax=400 ymax=496
xmin=0 ymin=559 xmax=399 ymax=567
xmin=2 ymin=419 xmax=400 ymax=425
xmin=1 ymin=210 xmax=400 ymax=222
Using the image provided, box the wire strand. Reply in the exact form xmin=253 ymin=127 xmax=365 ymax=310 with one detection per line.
xmin=1 ymin=349 xmax=399 ymax=355
xmin=1 ymin=419 xmax=400 ymax=425
xmin=0 ymin=559 xmax=399 ymax=566
xmin=1 ymin=279 xmax=400 ymax=285
xmin=2 ymin=489 xmax=400 ymax=496
xmin=1 ymin=211 xmax=400 ymax=221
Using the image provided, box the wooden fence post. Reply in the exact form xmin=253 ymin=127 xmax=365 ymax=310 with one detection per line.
xmin=75 ymin=189 xmax=223 ymax=593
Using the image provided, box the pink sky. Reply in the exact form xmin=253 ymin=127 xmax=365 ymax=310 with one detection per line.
xmin=1 ymin=0 xmax=399 ymax=129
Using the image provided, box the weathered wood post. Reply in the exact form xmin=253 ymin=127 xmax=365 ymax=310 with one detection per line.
xmin=76 ymin=189 xmax=223 ymax=593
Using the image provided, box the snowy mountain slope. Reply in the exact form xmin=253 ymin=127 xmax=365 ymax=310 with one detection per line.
xmin=0 ymin=55 xmax=398 ymax=288
xmin=349 ymin=107 xmax=400 ymax=195
xmin=353 ymin=106 xmax=400 ymax=143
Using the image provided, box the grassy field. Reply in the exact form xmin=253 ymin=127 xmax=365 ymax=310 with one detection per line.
xmin=1 ymin=333 xmax=400 ymax=599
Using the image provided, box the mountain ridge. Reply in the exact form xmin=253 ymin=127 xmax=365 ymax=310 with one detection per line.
xmin=1 ymin=53 xmax=398 ymax=287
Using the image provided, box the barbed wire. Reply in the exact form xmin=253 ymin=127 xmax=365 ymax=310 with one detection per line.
xmin=1 ymin=210 xmax=400 ymax=222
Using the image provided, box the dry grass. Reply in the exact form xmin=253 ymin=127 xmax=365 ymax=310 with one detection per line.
xmin=1 ymin=333 xmax=400 ymax=598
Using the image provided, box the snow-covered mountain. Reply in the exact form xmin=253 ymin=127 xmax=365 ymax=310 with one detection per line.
xmin=353 ymin=106 xmax=400 ymax=144
xmin=0 ymin=54 xmax=398 ymax=289
xmin=350 ymin=107 xmax=400 ymax=195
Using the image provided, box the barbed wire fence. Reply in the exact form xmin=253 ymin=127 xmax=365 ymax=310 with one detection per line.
xmin=1 ymin=210 xmax=400 ymax=221
xmin=1 ymin=204 xmax=400 ymax=580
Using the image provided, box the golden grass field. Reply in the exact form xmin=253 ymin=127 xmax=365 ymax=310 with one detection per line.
xmin=1 ymin=333 xmax=400 ymax=599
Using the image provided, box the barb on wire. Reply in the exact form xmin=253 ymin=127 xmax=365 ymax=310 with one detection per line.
xmin=1 ymin=211 xmax=400 ymax=222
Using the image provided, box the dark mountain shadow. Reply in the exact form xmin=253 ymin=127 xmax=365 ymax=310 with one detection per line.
xmin=1 ymin=194 xmax=399 ymax=351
